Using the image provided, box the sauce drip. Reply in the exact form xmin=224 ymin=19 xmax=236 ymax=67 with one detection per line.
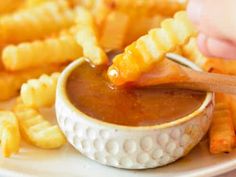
xmin=67 ymin=62 xmax=206 ymax=126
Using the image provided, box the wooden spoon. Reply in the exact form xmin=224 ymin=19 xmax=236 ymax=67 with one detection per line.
xmin=133 ymin=53 xmax=236 ymax=94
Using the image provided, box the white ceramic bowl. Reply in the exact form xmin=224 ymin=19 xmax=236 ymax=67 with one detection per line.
xmin=55 ymin=56 xmax=214 ymax=169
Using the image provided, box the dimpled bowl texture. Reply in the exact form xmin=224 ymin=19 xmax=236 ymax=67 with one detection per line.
xmin=55 ymin=56 xmax=214 ymax=169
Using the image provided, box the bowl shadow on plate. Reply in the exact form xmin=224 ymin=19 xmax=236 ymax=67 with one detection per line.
xmin=11 ymin=141 xmax=79 ymax=161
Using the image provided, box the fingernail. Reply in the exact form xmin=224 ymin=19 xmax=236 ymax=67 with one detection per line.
xmin=206 ymin=37 xmax=236 ymax=60
xmin=187 ymin=0 xmax=203 ymax=25
xmin=197 ymin=33 xmax=211 ymax=56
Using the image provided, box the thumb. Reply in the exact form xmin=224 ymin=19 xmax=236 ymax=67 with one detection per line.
xmin=187 ymin=0 xmax=236 ymax=43
xmin=197 ymin=33 xmax=236 ymax=60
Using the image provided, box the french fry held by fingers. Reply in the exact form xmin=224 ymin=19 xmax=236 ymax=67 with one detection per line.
xmin=125 ymin=14 xmax=166 ymax=46
xmin=21 ymin=73 xmax=60 ymax=108
xmin=0 ymin=111 xmax=20 ymax=157
xmin=181 ymin=38 xmax=210 ymax=71
xmin=100 ymin=10 xmax=129 ymax=51
xmin=0 ymin=0 xmax=74 ymax=45
xmin=2 ymin=36 xmax=82 ymax=71
xmin=107 ymin=11 xmax=197 ymax=85
xmin=209 ymin=94 xmax=236 ymax=154
xmin=0 ymin=64 xmax=64 ymax=101
xmin=181 ymin=38 xmax=236 ymax=74
xmin=14 ymin=103 xmax=66 ymax=149
xmin=74 ymin=7 xmax=108 ymax=65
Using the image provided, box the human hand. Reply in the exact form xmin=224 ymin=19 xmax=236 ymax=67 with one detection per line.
xmin=187 ymin=0 xmax=236 ymax=59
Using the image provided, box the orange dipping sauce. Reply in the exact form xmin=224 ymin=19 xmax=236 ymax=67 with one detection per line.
xmin=66 ymin=62 xmax=206 ymax=126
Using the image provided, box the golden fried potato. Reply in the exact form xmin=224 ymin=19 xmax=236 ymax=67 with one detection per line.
xmin=182 ymin=38 xmax=236 ymax=74
xmin=108 ymin=11 xmax=197 ymax=85
xmin=228 ymin=95 xmax=236 ymax=130
xmin=85 ymin=0 xmax=186 ymax=25
xmin=153 ymin=0 xmax=187 ymax=16
xmin=23 ymin=0 xmax=79 ymax=8
xmin=87 ymin=0 xmax=111 ymax=26
xmin=207 ymin=58 xmax=236 ymax=75
xmin=2 ymin=36 xmax=82 ymax=71
xmin=100 ymin=10 xmax=129 ymax=50
xmin=68 ymin=0 xmax=85 ymax=7
xmin=0 ymin=0 xmax=74 ymax=45
xmin=23 ymin=0 xmax=51 ymax=8
xmin=125 ymin=14 xmax=165 ymax=46
xmin=181 ymin=38 xmax=210 ymax=71
xmin=74 ymin=7 xmax=108 ymax=65
xmin=21 ymin=73 xmax=60 ymax=108
xmin=0 ymin=0 xmax=23 ymax=15
xmin=209 ymin=94 xmax=236 ymax=154
xmin=0 ymin=111 xmax=20 ymax=157
xmin=0 ymin=64 xmax=65 ymax=101
xmin=14 ymin=103 xmax=66 ymax=149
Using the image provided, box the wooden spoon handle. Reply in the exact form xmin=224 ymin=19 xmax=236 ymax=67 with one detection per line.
xmin=180 ymin=67 xmax=236 ymax=94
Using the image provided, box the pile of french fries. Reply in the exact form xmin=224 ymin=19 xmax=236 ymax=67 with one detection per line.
xmin=181 ymin=38 xmax=236 ymax=153
xmin=0 ymin=0 xmax=236 ymax=158
xmin=0 ymin=0 xmax=105 ymax=157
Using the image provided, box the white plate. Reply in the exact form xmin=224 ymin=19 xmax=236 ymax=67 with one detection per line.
xmin=0 ymin=100 xmax=235 ymax=177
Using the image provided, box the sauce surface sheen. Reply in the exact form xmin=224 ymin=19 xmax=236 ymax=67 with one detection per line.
xmin=67 ymin=63 xmax=206 ymax=126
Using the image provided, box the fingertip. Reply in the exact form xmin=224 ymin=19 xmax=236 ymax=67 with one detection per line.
xmin=197 ymin=34 xmax=236 ymax=60
xmin=197 ymin=33 xmax=212 ymax=57
xmin=187 ymin=0 xmax=203 ymax=26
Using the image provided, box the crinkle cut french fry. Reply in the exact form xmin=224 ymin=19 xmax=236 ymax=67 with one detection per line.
xmin=209 ymin=94 xmax=235 ymax=154
xmin=86 ymin=0 xmax=111 ymax=26
xmin=0 ymin=0 xmax=74 ymax=45
xmin=2 ymin=36 xmax=82 ymax=71
xmin=153 ymin=0 xmax=187 ymax=16
xmin=107 ymin=11 xmax=197 ymax=85
xmin=100 ymin=10 xmax=129 ymax=50
xmin=149 ymin=15 xmax=166 ymax=29
xmin=228 ymin=95 xmax=236 ymax=131
xmin=0 ymin=111 xmax=20 ymax=157
xmin=24 ymin=0 xmax=79 ymax=8
xmin=21 ymin=73 xmax=60 ymax=108
xmin=74 ymin=0 xmax=94 ymax=8
xmin=125 ymin=14 xmax=165 ymax=46
xmin=81 ymin=0 xmax=186 ymax=29
xmin=68 ymin=0 xmax=86 ymax=7
xmin=23 ymin=0 xmax=51 ymax=8
xmin=181 ymin=38 xmax=236 ymax=74
xmin=125 ymin=16 xmax=152 ymax=46
xmin=87 ymin=0 xmax=186 ymax=21
xmin=74 ymin=7 xmax=108 ymax=65
xmin=181 ymin=38 xmax=210 ymax=71
xmin=207 ymin=58 xmax=236 ymax=75
xmin=0 ymin=64 xmax=65 ymax=101
xmin=14 ymin=103 xmax=66 ymax=149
